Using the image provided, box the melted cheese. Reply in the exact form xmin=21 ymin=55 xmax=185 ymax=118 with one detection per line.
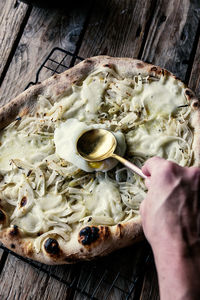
xmin=131 ymin=75 xmax=185 ymax=117
xmin=0 ymin=134 xmax=40 ymax=170
xmin=54 ymin=118 xmax=126 ymax=172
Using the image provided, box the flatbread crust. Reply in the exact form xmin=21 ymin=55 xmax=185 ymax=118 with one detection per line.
xmin=0 ymin=56 xmax=199 ymax=264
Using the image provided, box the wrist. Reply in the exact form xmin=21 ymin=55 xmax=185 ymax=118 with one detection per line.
xmin=152 ymin=243 xmax=200 ymax=300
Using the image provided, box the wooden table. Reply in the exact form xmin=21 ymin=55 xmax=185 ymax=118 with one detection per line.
xmin=0 ymin=0 xmax=200 ymax=299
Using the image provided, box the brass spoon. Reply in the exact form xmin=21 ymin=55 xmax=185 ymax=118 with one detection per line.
xmin=77 ymin=129 xmax=147 ymax=179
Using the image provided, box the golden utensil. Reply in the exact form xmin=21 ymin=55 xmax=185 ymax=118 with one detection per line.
xmin=77 ymin=129 xmax=147 ymax=179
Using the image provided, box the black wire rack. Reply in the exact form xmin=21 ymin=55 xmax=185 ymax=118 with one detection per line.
xmin=0 ymin=47 xmax=152 ymax=300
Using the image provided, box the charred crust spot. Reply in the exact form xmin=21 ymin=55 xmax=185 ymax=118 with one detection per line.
xmin=103 ymin=64 xmax=112 ymax=68
xmin=85 ymin=59 xmax=92 ymax=64
xmin=151 ymin=67 xmax=157 ymax=72
xmin=174 ymin=76 xmax=181 ymax=81
xmin=53 ymin=74 xmax=58 ymax=79
xmin=117 ymin=224 xmax=123 ymax=238
xmin=16 ymin=116 xmax=21 ymax=121
xmin=161 ymin=69 xmax=165 ymax=76
xmin=10 ymin=244 xmax=15 ymax=249
xmin=37 ymin=232 xmax=43 ymax=236
xmin=185 ymin=89 xmax=194 ymax=99
xmin=0 ymin=209 xmax=6 ymax=223
xmin=136 ymin=62 xmax=144 ymax=68
xmin=79 ymin=226 xmax=99 ymax=245
xmin=44 ymin=238 xmax=60 ymax=255
xmin=20 ymin=196 xmax=27 ymax=207
xmin=104 ymin=226 xmax=110 ymax=239
xmin=9 ymin=225 xmax=18 ymax=237
xmin=192 ymin=101 xmax=199 ymax=108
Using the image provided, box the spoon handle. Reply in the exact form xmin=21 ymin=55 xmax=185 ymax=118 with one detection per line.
xmin=111 ymin=153 xmax=147 ymax=179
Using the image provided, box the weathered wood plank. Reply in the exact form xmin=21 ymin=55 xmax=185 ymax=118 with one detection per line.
xmin=78 ymin=0 xmax=156 ymax=58
xmin=141 ymin=0 xmax=200 ymax=81
xmin=42 ymin=277 xmax=72 ymax=300
xmin=0 ymin=254 xmax=49 ymax=300
xmin=0 ymin=0 xmax=30 ymax=78
xmin=140 ymin=259 xmax=159 ymax=300
xmin=73 ymin=242 xmax=150 ymax=300
xmin=188 ymin=35 xmax=200 ymax=97
xmin=0 ymin=248 xmax=4 ymax=261
xmin=0 ymin=4 xmax=91 ymax=106
xmin=0 ymin=253 xmax=84 ymax=300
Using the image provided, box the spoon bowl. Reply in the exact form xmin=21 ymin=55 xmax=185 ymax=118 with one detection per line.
xmin=77 ymin=128 xmax=147 ymax=179
xmin=77 ymin=129 xmax=117 ymax=161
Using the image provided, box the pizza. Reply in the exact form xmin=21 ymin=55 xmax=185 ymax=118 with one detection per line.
xmin=0 ymin=56 xmax=199 ymax=264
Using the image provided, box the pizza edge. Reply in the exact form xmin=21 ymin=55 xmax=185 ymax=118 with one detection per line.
xmin=0 ymin=56 xmax=199 ymax=265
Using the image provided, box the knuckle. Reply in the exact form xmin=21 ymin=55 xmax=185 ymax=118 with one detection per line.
xmin=162 ymin=160 xmax=175 ymax=173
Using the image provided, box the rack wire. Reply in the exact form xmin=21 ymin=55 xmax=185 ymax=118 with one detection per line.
xmin=0 ymin=47 xmax=152 ymax=300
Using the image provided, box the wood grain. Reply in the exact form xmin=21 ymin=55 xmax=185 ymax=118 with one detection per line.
xmin=72 ymin=242 xmax=150 ymax=300
xmin=0 ymin=254 xmax=49 ymax=300
xmin=140 ymin=259 xmax=159 ymax=300
xmin=0 ymin=0 xmax=30 ymax=78
xmin=0 ymin=248 xmax=4 ymax=261
xmin=141 ymin=0 xmax=200 ymax=81
xmin=0 ymin=253 xmax=83 ymax=300
xmin=0 ymin=3 xmax=91 ymax=106
xmin=188 ymin=35 xmax=200 ymax=97
xmin=78 ymin=0 xmax=156 ymax=58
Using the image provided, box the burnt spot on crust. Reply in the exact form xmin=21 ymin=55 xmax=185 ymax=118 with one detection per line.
xmin=9 ymin=225 xmax=19 ymax=237
xmin=185 ymin=89 xmax=194 ymax=100
xmin=101 ymin=226 xmax=110 ymax=239
xmin=20 ymin=196 xmax=27 ymax=207
xmin=79 ymin=226 xmax=111 ymax=248
xmin=174 ymin=75 xmax=181 ymax=81
xmin=37 ymin=231 xmax=43 ymax=236
xmin=10 ymin=244 xmax=15 ymax=249
xmin=192 ymin=100 xmax=200 ymax=109
xmin=103 ymin=64 xmax=112 ymax=68
xmin=44 ymin=238 xmax=60 ymax=255
xmin=79 ymin=226 xmax=99 ymax=245
xmin=136 ymin=62 xmax=144 ymax=69
xmin=117 ymin=224 xmax=124 ymax=238
xmin=151 ymin=66 xmax=157 ymax=72
xmin=0 ymin=209 xmax=6 ymax=223
xmin=85 ymin=59 xmax=93 ymax=64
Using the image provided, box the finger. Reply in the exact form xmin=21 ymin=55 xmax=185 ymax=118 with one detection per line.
xmin=139 ymin=201 xmax=144 ymax=216
xmin=144 ymin=176 xmax=151 ymax=189
xmin=142 ymin=156 xmax=165 ymax=176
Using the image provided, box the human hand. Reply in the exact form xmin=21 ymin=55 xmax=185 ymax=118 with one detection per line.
xmin=140 ymin=156 xmax=200 ymax=257
xmin=140 ymin=157 xmax=200 ymax=300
